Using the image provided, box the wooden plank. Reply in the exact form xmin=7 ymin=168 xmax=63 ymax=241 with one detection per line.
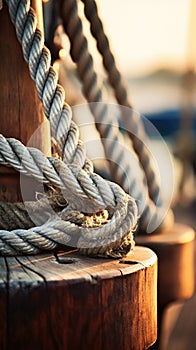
xmin=0 ymin=247 xmax=157 ymax=350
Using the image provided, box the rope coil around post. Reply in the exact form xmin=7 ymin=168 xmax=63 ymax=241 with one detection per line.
xmin=0 ymin=135 xmax=137 ymax=256
xmin=0 ymin=0 xmax=138 ymax=257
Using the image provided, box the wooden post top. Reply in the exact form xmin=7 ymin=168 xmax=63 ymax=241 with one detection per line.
xmin=1 ymin=245 xmax=157 ymax=284
xmin=0 ymin=246 xmax=158 ymax=350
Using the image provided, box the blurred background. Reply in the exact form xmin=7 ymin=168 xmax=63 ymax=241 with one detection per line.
xmin=96 ymin=0 xmax=196 ymax=213
xmin=97 ymin=0 xmax=195 ymax=110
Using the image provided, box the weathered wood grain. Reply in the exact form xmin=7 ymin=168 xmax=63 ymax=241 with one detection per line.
xmin=0 ymin=3 xmax=51 ymax=202
xmin=0 ymin=246 xmax=157 ymax=350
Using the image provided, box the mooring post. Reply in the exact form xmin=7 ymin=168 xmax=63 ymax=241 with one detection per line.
xmin=136 ymin=223 xmax=195 ymax=348
xmin=0 ymin=1 xmax=51 ymax=202
xmin=0 ymin=247 xmax=158 ymax=350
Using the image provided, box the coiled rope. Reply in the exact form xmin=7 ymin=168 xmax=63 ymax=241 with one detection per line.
xmin=0 ymin=0 xmax=138 ymax=256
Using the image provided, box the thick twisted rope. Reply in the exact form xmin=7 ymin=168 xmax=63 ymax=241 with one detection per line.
xmin=82 ymin=0 xmax=131 ymax=110
xmin=7 ymin=0 xmax=85 ymax=167
xmin=0 ymin=0 xmax=138 ymax=256
xmin=52 ymin=0 xmax=147 ymax=217
xmin=81 ymin=0 xmax=163 ymax=207
xmin=0 ymin=134 xmax=116 ymax=213
xmin=59 ymin=0 xmax=169 ymax=230
xmin=0 ymin=134 xmax=137 ymax=256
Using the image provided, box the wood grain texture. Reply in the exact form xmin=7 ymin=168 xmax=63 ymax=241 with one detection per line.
xmin=0 ymin=258 xmax=7 ymax=350
xmin=0 ymin=3 xmax=51 ymax=202
xmin=135 ymin=223 xmax=195 ymax=310
xmin=0 ymin=247 xmax=157 ymax=350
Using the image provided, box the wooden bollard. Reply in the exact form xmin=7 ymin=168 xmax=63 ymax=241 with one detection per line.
xmin=0 ymin=3 xmax=51 ymax=202
xmin=0 ymin=247 xmax=158 ymax=350
xmin=135 ymin=223 xmax=195 ymax=346
xmin=136 ymin=224 xmax=195 ymax=310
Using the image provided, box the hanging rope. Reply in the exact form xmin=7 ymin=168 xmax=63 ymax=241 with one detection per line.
xmin=57 ymin=0 xmax=146 ymax=215
xmin=82 ymin=0 xmax=131 ymax=109
xmin=59 ymin=0 xmax=172 ymax=231
xmin=81 ymin=0 xmax=163 ymax=207
xmin=0 ymin=0 xmax=138 ymax=257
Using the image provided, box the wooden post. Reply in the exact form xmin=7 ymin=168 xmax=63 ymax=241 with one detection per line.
xmin=0 ymin=247 xmax=158 ymax=350
xmin=135 ymin=223 xmax=195 ymax=347
xmin=0 ymin=2 xmax=51 ymax=202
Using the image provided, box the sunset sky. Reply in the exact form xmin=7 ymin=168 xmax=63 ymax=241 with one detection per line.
xmin=95 ymin=0 xmax=193 ymax=76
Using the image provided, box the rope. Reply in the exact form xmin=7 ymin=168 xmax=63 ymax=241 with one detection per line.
xmin=0 ymin=134 xmax=115 ymax=213
xmin=0 ymin=135 xmax=137 ymax=256
xmin=81 ymin=0 xmax=163 ymax=207
xmin=55 ymin=0 xmax=146 ymax=216
xmin=59 ymin=0 xmax=170 ymax=231
xmin=82 ymin=0 xmax=131 ymax=109
xmin=0 ymin=0 xmax=138 ymax=257
xmin=0 ymin=172 xmax=137 ymax=257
